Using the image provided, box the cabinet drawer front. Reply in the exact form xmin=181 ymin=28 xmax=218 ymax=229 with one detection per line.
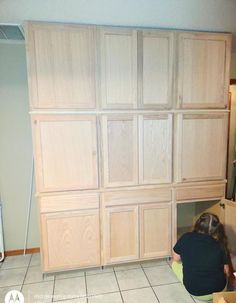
xmin=175 ymin=184 xmax=225 ymax=202
xmin=102 ymin=188 xmax=172 ymax=207
xmin=39 ymin=193 xmax=99 ymax=213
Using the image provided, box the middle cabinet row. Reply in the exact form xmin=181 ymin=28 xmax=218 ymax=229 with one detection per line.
xmin=32 ymin=112 xmax=228 ymax=193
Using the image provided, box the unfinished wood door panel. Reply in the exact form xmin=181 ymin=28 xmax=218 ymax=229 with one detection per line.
xmin=139 ymin=114 xmax=172 ymax=184
xmin=41 ymin=209 xmax=100 ymax=271
xmin=100 ymin=28 xmax=137 ymax=108
xmin=26 ymin=22 xmax=96 ymax=109
xmin=33 ymin=115 xmax=98 ymax=192
xmin=140 ymin=203 xmax=172 ymax=258
xmin=103 ymin=205 xmax=139 ymax=264
xmin=177 ymin=32 xmax=231 ymax=109
xmin=102 ymin=115 xmax=138 ymax=187
xmin=139 ymin=30 xmax=174 ymax=108
xmin=175 ymin=113 xmax=228 ymax=182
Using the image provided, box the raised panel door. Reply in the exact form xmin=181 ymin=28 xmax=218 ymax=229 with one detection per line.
xmin=140 ymin=203 xmax=172 ymax=259
xmin=103 ymin=205 xmax=139 ymax=264
xmin=175 ymin=113 xmax=228 ymax=182
xmin=33 ymin=115 xmax=98 ymax=192
xmin=100 ymin=28 xmax=137 ymax=108
xmin=101 ymin=115 xmax=138 ymax=187
xmin=177 ymin=32 xmax=231 ymax=108
xmin=139 ymin=114 xmax=172 ymax=184
xmin=26 ymin=22 xmax=96 ymax=109
xmin=41 ymin=209 xmax=100 ymax=271
xmin=139 ymin=30 xmax=174 ymax=108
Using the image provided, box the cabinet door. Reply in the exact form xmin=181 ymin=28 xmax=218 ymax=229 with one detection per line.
xmin=139 ymin=114 xmax=172 ymax=184
xmin=175 ymin=113 xmax=228 ymax=182
xmin=26 ymin=22 xmax=96 ymax=109
xmin=33 ymin=115 xmax=98 ymax=192
xmin=102 ymin=115 xmax=138 ymax=187
xmin=100 ymin=28 xmax=137 ymax=108
xmin=41 ymin=209 xmax=100 ymax=271
xmin=177 ymin=32 xmax=231 ymax=109
xmin=139 ymin=30 xmax=174 ymax=108
xmin=140 ymin=203 xmax=172 ymax=258
xmin=103 ymin=205 xmax=139 ymax=264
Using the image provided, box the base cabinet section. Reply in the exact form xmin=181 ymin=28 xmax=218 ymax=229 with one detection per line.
xmin=102 ymin=189 xmax=172 ymax=265
xmin=140 ymin=203 xmax=171 ymax=259
xmin=40 ymin=193 xmax=101 ymax=272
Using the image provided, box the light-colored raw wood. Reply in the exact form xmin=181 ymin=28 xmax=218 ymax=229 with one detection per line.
xmin=103 ymin=205 xmax=139 ymax=264
xmin=41 ymin=209 xmax=100 ymax=271
xmin=213 ymin=291 xmax=236 ymax=303
xmin=177 ymin=32 xmax=231 ymax=109
xmin=102 ymin=188 xmax=172 ymax=207
xmin=100 ymin=27 xmax=137 ymax=108
xmin=224 ymin=199 xmax=236 ymax=255
xmin=39 ymin=193 xmax=99 ymax=213
xmin=26 ymin=22 xmax=97 ymax=109
xmin=139 ymin=114 xmax=172 ymax=184
xmin=101 ymin=114 xmax=138 ymax=187
xmin=140 ymin=202 xmax=172 ymax=258
xmin=138 ymin=30 xmax=174 ymax=108
xmin=32 ymin=115 xmax=98 ymax=192
xmin=175 ymin=184 xmax=225 ymax=201
xmin=175 ymin=113 xmax=228 ymax=182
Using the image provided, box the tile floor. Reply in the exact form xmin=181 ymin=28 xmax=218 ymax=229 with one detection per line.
xmin=0 ymin=254 xmax=206 ymax=303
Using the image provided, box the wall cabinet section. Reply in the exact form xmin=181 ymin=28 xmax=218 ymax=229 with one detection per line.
xmin=32 ymin=115 xmax=99 ymax=192
xmin=101 ymin=115 xmax=138 ymax=187
xmin=177 ymin=32 xmax=231 ymax=109
xmin=175 ymin=113 xmax=228 ymax=183
xmin=39 ymin=193 xmax=100 ymax=272
xmin=100 ymin=27 xmax=137 ymax=109
xmin=26 ymin=22 xmax=97 ymax=109
xmin=139 ymin=114 xmax=172 ymax=184
xmin=138 ymin=30 xmax=174 ymax=108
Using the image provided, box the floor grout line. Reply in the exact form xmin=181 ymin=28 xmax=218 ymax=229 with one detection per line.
xmin=84 ymin=271 xmax=88 ymax=303
xmin=113 ymin=266 xmax=124 ymax=303
xmin=141 ymin=264 xmax=160 ymax=303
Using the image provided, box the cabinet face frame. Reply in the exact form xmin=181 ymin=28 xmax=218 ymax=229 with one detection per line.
xmin=177 ymin=32 xmax=231 ymax=109
xmin=41 ymin=208 xmax=101 ymax=272
xmin=103 ymin=204 xmax=139 ymax=264
xmin=138 ymin=29 xmax=174 ymax=109
xmin=26 ymin=22 xmax=97 ymax=110
xmin=139 ymin=113 xmax=172 ymax=184
xmin=174 ymin=112 xmax=228 ymax=183
xmin=101 ymin=114 xmax=138 ymax=187
xmin=99 ymin=27 xmax=137 ymax=109
xmin=32 ymin=114 xmax=99 ymax=192
xmin=140 ymin=202 xmax=172 ymax=259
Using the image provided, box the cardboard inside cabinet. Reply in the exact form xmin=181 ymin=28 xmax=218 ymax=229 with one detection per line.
xmin=213 ymin=291 xmax=236 ymax=303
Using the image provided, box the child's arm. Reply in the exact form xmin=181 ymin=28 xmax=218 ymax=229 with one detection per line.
xmin=172 ymin=251 xmax=181 ymax=263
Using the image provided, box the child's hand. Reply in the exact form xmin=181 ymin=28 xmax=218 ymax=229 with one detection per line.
xmin=218 ymin=297 xmax=228 ymax=303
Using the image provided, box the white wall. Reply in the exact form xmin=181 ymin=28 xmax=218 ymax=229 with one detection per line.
xmin=0 ymin=0 xmax=236 ymax=33
xmin=0 ymin=42 xmax=39 ymax=250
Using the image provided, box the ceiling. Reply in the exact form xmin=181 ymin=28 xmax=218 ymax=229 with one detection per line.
xmin=1 ymin=0 xmax=236 ymax=51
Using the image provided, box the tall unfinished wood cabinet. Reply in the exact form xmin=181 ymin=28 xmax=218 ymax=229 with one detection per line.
xmin=25 ymin=21 xmax=234 ymax=273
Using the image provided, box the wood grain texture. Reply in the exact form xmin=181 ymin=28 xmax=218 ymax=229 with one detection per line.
xmin=224 ymin=199 xmax=236 ymax=255
xmin=41 ymin=209 xmax=100 ymax=271
xmin=139 ymin=30 xmax=174 ymax=109
xmin=213 ymin=292 xmax=236 ymax=303
xmin=100 ymin=27 xmax=137 ymax=109
xmin=139 ymin=114 xmax=172 ymax=184
xmin=26 ymin=22 xmax=97 ymax=109
xmin=32 ymin=115 xmax=98 ymax=192
xmin=177 ymin=32 xmax=231 ymax=109
xmin=140 ymin=202 xmax=172 ymax=258
xmin=102 ymin=114 xmax=138 ymax=187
